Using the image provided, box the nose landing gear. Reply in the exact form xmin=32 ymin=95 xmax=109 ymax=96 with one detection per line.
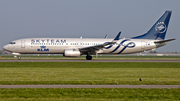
xmin=18 ymin=56 xmax=21 ymax=60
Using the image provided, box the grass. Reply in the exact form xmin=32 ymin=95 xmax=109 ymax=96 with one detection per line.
xmin=0 ymin=62 xmax=180 ymax=85
xmin=1 ymin=55 xmax=180 ymax=60
xmin=0 ymin=88 xmax=180 ymax=101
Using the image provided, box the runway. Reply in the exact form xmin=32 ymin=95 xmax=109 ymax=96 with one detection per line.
xmin=0 ymin=85 xmax=180 ymax=88
xmin=0 ymin=60 xmax=180 ymax=62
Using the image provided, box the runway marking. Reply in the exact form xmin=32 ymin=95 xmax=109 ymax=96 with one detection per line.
xmin=0 ymin=60 xmax=180 ymax=62
xmin=0 ymin=85 xmax=180 ymax=88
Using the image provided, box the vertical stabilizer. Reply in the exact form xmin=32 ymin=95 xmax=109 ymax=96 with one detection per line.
xmin=132 ymin=11 xmax=172 ymax=40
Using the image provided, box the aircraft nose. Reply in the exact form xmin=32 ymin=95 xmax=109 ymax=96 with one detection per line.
xmin=3 ymin=45 xmax=9 ymax=51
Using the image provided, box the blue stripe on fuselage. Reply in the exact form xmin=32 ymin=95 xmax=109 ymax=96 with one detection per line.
xmin=110 ymin=39 xmax=130 ymax=53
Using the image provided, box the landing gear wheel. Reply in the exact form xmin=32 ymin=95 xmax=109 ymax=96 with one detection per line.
xmin=86 ymin=56 xmax=92 ymax=60
xmin=18 ymin=56 xmax=21 ymax=60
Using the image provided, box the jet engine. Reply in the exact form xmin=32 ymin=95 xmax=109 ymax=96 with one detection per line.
xmin=63 ymin=49 xmax=81 ymax=57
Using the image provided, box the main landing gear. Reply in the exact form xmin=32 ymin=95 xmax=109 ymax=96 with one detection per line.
xmin=86 ymin=55 xmax=92 ymax=60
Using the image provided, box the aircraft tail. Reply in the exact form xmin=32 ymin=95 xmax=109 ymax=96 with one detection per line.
xmin=131 ymin=11 xmax=172 ymax=40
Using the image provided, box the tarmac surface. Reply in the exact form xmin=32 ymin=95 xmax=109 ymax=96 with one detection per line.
xmin=0 ymin=60 xmax=180 ymax=62
xmin=0 ymin=85 xmax=180 ymax=88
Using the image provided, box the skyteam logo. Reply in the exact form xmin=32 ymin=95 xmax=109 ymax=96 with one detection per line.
xmin=117 ymin=42 xmax=136 ymax=54
xmin=37 ymin=46 xmax=49 ymax=52
xmin=104 ymin=39 xmax=136 ymax=54
xmin=155 ymin=22 xmax=166 ymax=33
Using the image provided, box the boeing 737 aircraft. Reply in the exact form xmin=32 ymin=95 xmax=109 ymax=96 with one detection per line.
xmin=3 ymin=11 xmax=175 ymax=60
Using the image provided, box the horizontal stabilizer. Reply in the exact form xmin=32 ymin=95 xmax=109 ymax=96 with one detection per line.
xmin=154 ymin=38 xmax=176 ymax=43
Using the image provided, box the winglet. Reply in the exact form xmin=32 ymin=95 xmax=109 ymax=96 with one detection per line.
xmin=104 ymin=34 xmax=108 ymax=39
xmin=114 ymin=32 xmax=121 ymax=41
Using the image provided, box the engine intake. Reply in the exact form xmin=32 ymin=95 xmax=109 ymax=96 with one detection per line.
xmin=63 ymin=49 xmax=81 ymax=57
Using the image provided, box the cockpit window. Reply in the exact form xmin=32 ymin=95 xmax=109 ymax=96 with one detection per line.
xmin=9 ymin=42 xmax=16 ymax=44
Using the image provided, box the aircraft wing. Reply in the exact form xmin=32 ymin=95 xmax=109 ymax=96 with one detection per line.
xmin=79 ymin=32 xmax=121 ymax=54
xmin=79 ymin=41 xmax=115 ymax=52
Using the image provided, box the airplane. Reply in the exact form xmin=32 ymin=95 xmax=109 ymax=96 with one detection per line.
xmin=3 ymin=11 xmax=176 ymax=60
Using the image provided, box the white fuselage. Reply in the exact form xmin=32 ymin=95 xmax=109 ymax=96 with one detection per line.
xmin=3 ymin=38 xmax=165 ymax=55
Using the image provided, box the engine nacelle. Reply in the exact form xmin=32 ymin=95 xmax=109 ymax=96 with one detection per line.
xmin=63 ymin=49 xmax=81 ymax=57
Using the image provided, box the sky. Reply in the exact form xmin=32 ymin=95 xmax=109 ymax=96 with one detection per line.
xmin=0 ymin=0 xmax=179 ymax=52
